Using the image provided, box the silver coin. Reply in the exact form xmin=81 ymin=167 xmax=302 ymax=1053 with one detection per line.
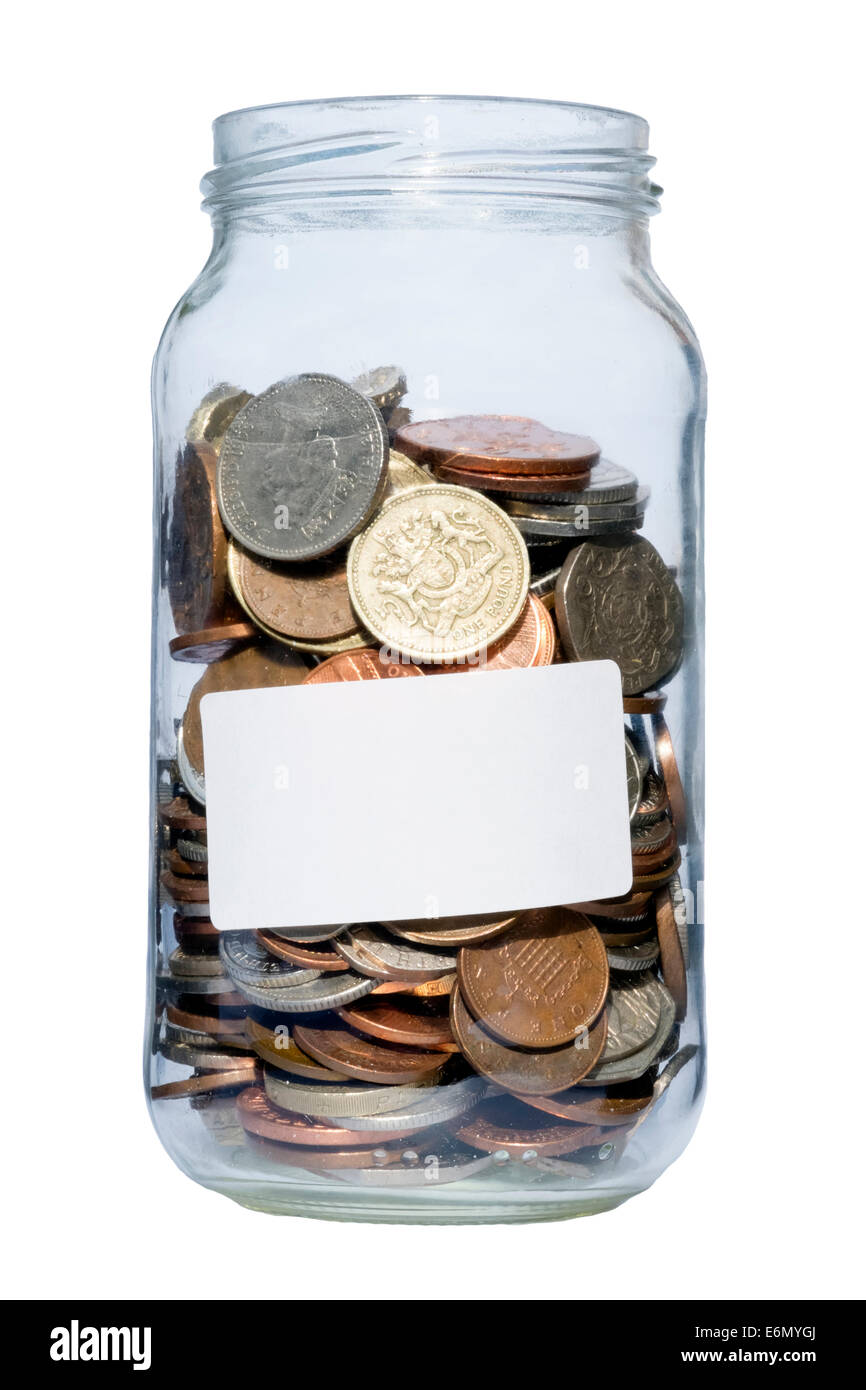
xmin=330 ymin=1077 xmax=487 ymax=1132
xmin=555 ymin=535 xmax=684 ymax=693
xmin=155 ymin=968 xmax=236 ymax=996
xmin=504 ymin=486 xmax=649 ymax=524
xmin=233 ymin=971 xmax=376 ymax=1013
xmin=626 ymin=1043 xmax=699 ymax=1135
xmin=630 ymin=819 xmax=674 ymax=854
xmin=498 ymin=458 xmax=639 ymax=506
xmin=606 ymin=941 xmax=660 ymax=972
xmin=581 ymin=982 xmax=676 ymax=1085
xmin=263 ymin=1069 xmax=437 ymax=1118
xmin=334 ymin=925 xmax=456 ymax=982
xmin=267 ymin=923 xmax=350 ymax=943
xmin=176 ymin=837 xmax=208 ymax=864
xmin=665 ymin=871 xmax=691 ymax=967
xmin=350 ymin=364 xmax=408 ymax=415
xmin=598 ymin=973 xmax=670 ymax=1062
xmin=216 ymin=374 xmax=389 ymax=561
xmin=169 ymin=946 xmax=224 ymax=979
xmin=510 ymin=509 xmax=646 ymax=539
xmin=159 ymin=1039 xmax=255 ymax=1070
xmin=163 ymin=1022 xmax=253 ymax=1051
xmin=176 ymin=724 xmax=206 ymax=805
xmin=170 ymin=899 xmax=212 ymax=919
xmin=625 ymin=732 xmax=642 ymax=820
xmin=529 ymin=567 xmax=561 ymax=600
xmin=219 ymin=931 xmax=321 ymax=989
xmin=632 ymin=770 xmax=669 ymax=826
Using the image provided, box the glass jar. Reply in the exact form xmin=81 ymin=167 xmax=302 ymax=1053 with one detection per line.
xmin=148 ymin=95 xmax=706 ymax=1223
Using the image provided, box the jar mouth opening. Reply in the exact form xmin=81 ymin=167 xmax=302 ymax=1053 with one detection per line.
xmin=204 ymin=95 xmax=659 ymax=221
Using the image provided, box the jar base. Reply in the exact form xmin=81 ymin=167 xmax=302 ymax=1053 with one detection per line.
xmin=205 ymin=1179 xmax=643 ymax=1225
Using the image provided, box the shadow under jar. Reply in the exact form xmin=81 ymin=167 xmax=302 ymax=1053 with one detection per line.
xmin=148 ymin=95 xmax=706 ymax=1223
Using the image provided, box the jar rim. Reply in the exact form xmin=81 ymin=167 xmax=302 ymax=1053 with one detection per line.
xmin=204 ymin=94 xmax=659 ymax=221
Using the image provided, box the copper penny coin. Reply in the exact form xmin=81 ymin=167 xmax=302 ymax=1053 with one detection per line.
xmin=631 ymin=848 xmax=682 ymax=890
xmin=169 ymin=622 xmax=257 ymax=663
xmin=630 ymin=821 xmax=678 ymax=872
xmin=431 ymin=461 xmax=592 ymax=494
xmin=517 ymin=1073 xmax=655 ymax=1125
xmin=181 ymin=641 xmax=309 ymax=785
xmin=292 ymin=1021 xmax=449 ymax=1085
xmin=156 ymin=796 xmax=207 ymax=832
xmin=245 ymin=1017 xmax=352 ymax=1080
xmin=173 ymin=914 xmax=219 ymax=945
xmin=655 ymin=888 xmax=688 ymax=1022
xmin=452 ymin=1096 xmax=603 ymax=1157
xmin=338 ymin=996 xmax=456 ymax=1051
xmin=569 ymin=891 xmax=653 ymax=919
xmin=166 ymin=1004 xmax=249 ymax=1037
xmin=232 ymin=545 xmax=359 ymax=643
xmin=592 ymin=919 xmax=655 ymax=947
xmin=395 ymin=415 xmax=600 ymax=476
xmin=151 ymin=1070 xmax=256 ymax=1101
xmin=381 ymin=912 xmax=520 ymax=948
xmin=302 ymin=647 xmax=425 ymax=684
xmin=623 ymin=690 xmax=668 ymax=714
xmin=653 ymin=715 xmax=688 ymax=843
xmin=451 ymin=989 xmax=607 ymax=1096
xmin=422 ymin=595 xmax=556 ymax=674
xmin=255 ymin=931 xmax=349 ymax=973
xmin=161 ymin=870 xmax=209 ymax=903
xmin=244 ymin=1134 xmax=421 ymax=1170
xmin=167 ymin=441 xmax=245 ymax=635
xmin=458 ymin=907 xmax=609 ymax=1048
xmin=236 ymin=1088 xmax=423 ymax=1146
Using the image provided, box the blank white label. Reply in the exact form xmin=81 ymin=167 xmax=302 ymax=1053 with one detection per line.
xmin=201 ymin=659 xmax=632 ymax=931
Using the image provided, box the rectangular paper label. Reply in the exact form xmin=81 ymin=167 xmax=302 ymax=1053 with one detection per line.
xmin=201 ymin=659 xmax=632 ymax=930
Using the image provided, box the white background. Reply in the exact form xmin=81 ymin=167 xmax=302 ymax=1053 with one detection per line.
xmin=3 ymin=0 xmax=862 ymax=1302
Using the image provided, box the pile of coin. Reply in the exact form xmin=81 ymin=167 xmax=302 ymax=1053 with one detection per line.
xmin=153 ymin=366 xmax=696 ymax=1189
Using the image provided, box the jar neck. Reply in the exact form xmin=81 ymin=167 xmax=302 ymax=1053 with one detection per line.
xmin=201 ymin=96 xmax=661 ymax=233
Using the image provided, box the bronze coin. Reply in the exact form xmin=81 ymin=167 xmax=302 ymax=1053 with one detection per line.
xmin=181 ymin=642 xmax=309 ymax=781
xmin=568 ymin=891 xmax=653 ymax=918
xmin=653 ymin=715 xmax=688 ymax=844
xmin=623 ymin=690 xmax=667 ymax=714
xmin=592 ymin=919 xmax=655 ymax=948
xmin=236 ymin=1088 xmax=423 ymax=1146
xmin=338 ymin=996 xmax=456 ymax=1051
xmin=166 ymin=1004 xmax=249 ymax=1036
xmin=293 ymin=1021 xmax=449 ymax=1085
xmin=302 ymin=647 xmax=425 ymax=683
xmin=244 ymin=1134 xmax=422 ymax=1170
xmin=151 ymin=1069 xmax=257 ymax=1101
xmin=161 ymin=870 xmax=209 ymax=903
xmin=168 ymin=622 xmax=257 ymax=663
xmin=655 ymin=888 xmax=688 ymax=1022
xmin=458 ymin=908 xmax=609 ymax=1048
xmin=431 ymin=461 xmax=592 ymax=493
xmin=167 ymin=442 xmax=245 ymax=635
xmin=173 ymin=914 xmax=219 ymax=945
xmin=395 ymin=415 xmax=600 ymax=476
xmin=518 ymin=1073 xmax=655 ymax=1125
xmin=156 ymin=796 xmax=206 ymax=832
xmin=630 ymin=823 xmax=678 ymax=873
xmin=453 ymin=1096 xmax=604 ymax=1157
xmin=233 ymin=545 xmax=359 ymax=643
xmin=422 ymin=595 xmax=556 ymax=674
xmin=631 ymin=848 xmax=682 ymax=890
xmin=451 ymin=989 xmax=607 ymax=1096
xmin=255 ymin=931 xmax=349 ymax=973
xmin=245 ymin=1017 xmax=351 ymax=1080
xmin=381 ymin=911 xmax=519 ymax=947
